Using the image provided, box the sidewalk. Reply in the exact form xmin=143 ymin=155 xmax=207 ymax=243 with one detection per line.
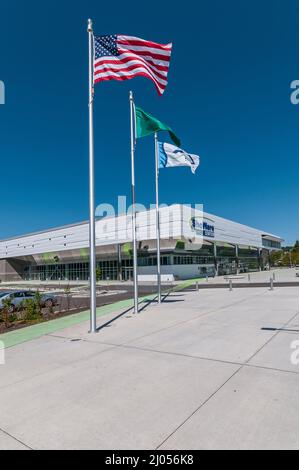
xmin=202 ymin=267 xmax=299 ymax=284
xmin=1 ymin=285 xmax=299 ymax=449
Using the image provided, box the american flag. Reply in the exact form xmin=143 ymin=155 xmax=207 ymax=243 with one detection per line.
xmin=93 ymin=35 xmax=172 ymax=95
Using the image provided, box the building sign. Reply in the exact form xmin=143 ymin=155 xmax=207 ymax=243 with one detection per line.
xmin=191 ymin=217 xmax=215 ymax=238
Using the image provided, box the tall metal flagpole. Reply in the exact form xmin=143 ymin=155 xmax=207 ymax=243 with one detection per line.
xmin=88 ymin=19 xmax=97 ymax=333
xmin=154 ymin=132 xmax=162 ymax=304
xmin=129 ymin=91 xmax=139 ymax=313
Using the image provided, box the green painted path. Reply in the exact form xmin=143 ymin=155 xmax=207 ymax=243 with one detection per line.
xmin=0 ymin=278 xmax=200 ymax=350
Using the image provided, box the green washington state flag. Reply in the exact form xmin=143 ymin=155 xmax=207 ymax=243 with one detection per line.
xmin=135 ymin=106 xmax=181 ymax=147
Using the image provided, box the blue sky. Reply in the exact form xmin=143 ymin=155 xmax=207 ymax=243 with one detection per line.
xmin=0 ymin=0 xmax=298 ymax=245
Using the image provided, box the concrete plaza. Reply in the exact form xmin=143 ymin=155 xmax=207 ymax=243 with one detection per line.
xmin=0 ymin=280 xmax=299 ymax=449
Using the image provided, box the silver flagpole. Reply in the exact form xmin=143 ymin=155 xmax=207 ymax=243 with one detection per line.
xmin=154 ymin=132 xmax=162 ymax=304
xmin=129 ymin=91 xmax=139 ymax=313
xmin=88 ymin=19 xmax=97 ymax=333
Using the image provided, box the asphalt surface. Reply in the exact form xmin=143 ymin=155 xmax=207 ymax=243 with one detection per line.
xmin=52 ymin=284 xmax=173 ymax=313
xmin=0 ymin=284 xmax=173 ymax=310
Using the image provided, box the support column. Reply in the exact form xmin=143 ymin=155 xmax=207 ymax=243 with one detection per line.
xmin=213 ymin=243 xmax=218 ymax=276
xmin=258 ymin=248 xmax=262 ymax=271
xmin=235 ymin=245 xmax=239 ymax=274
xmin=117 ymin=244 xmax=122 ymax=281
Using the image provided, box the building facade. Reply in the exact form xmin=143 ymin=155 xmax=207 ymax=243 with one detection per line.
xmin=0 ymin=205 xmax=282 ymax=282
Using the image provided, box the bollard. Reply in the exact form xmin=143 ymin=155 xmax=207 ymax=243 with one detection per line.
xmin=273 ymin=272 xmax=276 ymax=281
xmin=196 ymin=281 xmax=199 ymax=292
xmin=206 ymin=275 xmax=209 ymax=283
xmin=270 ymin=277 xmax=274 ymax=291
xmin=248 ymin=274 xmax=251 ymax=282
xmin=229 ymin=279 xmax=233 ymax=291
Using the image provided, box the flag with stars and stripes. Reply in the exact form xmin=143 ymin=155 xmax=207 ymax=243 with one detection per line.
xmin=93 ymin=35 xmax=172 ymax=95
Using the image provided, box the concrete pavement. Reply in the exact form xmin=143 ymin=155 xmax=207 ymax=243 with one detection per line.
xmin=201 ymin=267 xmax=299 ymax=285
xmin=1 ymin=285 xmax=299 ymax=449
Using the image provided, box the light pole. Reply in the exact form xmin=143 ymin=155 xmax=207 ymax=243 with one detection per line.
xmin=289 ymin=251 xmax=292 ymax=268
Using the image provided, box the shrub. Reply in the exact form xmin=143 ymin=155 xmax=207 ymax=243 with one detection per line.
xmin=96 ymin=267 xmax=102 ymax=283
xmin=1 ymin=297 xmax=12 ymax=327
xmin=23 ymin=298 xmax=42 ymax=321
xmin=34 ymin=290 xmax=42 ymax=315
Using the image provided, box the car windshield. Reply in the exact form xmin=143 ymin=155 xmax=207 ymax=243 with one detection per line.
xmin=0 ymin=292 xmax=10 ymax=298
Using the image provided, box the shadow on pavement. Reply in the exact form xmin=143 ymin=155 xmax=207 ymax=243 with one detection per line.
xmin=261 ymin=327 xmax=299 ymax=333
xmin=96 ymin=291 xmax=185 ymax=331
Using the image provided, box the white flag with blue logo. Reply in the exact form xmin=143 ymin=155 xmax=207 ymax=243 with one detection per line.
xmin=158 ymin=142 xmax=200 ymax=174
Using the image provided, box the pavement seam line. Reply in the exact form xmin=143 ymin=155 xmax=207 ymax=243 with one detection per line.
xmin=1 ymin=286 xmax=297 ymax=449
xmin=244 ymin=309 xmax=299 ymax=365
xmin=119 ymin=289 xmax=269 ymax=347
xmin=46 ymin=290 xmax=276 ymax=360
xmin=46 ymin=295 xmax=252 ymax=351
xmin=46 ymin=331 xmax=299 ymax=375
xmin=0 ymin=426 xmax=33 ymax=450
xmin=155 ymin=365 xmax=244 ymax=450
xmin=47 ymin=332 xmax=299 ymax=377
xmin=243 ymin=362 xmax=299 ymax=376
xmin=0 ymin=340 xmax=120 ymax=393
xmin=119 ymin=342 xmax=299 ymax=377
xmin=156 ymin=307 xmax=299 ymax=449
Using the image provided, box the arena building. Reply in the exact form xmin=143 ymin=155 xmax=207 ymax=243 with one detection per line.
xmin=0 ymin=205 xmax=282 ymax=282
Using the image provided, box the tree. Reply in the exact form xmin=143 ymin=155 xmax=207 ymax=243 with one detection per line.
xmin=270 ymin=241 xmax=299 ymax=267
xmin=64 ymin=285 xmax=71 ymax=311
xmin=269 ymin=250 xmax=283 ymax=266
xmin=292 ymin=241 xmax=299 ymax=265
xmin=282 ymin=252 xmax=292 ymax=267
xmin=34 ymin=290 xmax=42 ymax=315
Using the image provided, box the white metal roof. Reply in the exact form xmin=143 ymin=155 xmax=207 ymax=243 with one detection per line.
xmin=0 ymin=205 xmax=283 ymax=259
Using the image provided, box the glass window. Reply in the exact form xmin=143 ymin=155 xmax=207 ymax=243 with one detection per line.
xmin=12 ymin=292 xmax=24 ymax=299
xmin=25 ymin=292 xmax=34 ymax=298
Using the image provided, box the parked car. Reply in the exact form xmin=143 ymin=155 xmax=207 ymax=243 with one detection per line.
xmin=0 ymin=290 xmax=58 ymax=313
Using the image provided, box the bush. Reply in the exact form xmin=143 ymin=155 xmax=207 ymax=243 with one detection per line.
xmin=96 ymin=267 xmax=102 ymax=282
xmin=1 ymin=297 xmax=12 ymax=327
xmin=23 ymin=298 xmax=42 ymax=321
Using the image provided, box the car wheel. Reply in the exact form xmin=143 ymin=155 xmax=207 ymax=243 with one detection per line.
xmin=45 ymin=299 xmax=54 ymax=308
